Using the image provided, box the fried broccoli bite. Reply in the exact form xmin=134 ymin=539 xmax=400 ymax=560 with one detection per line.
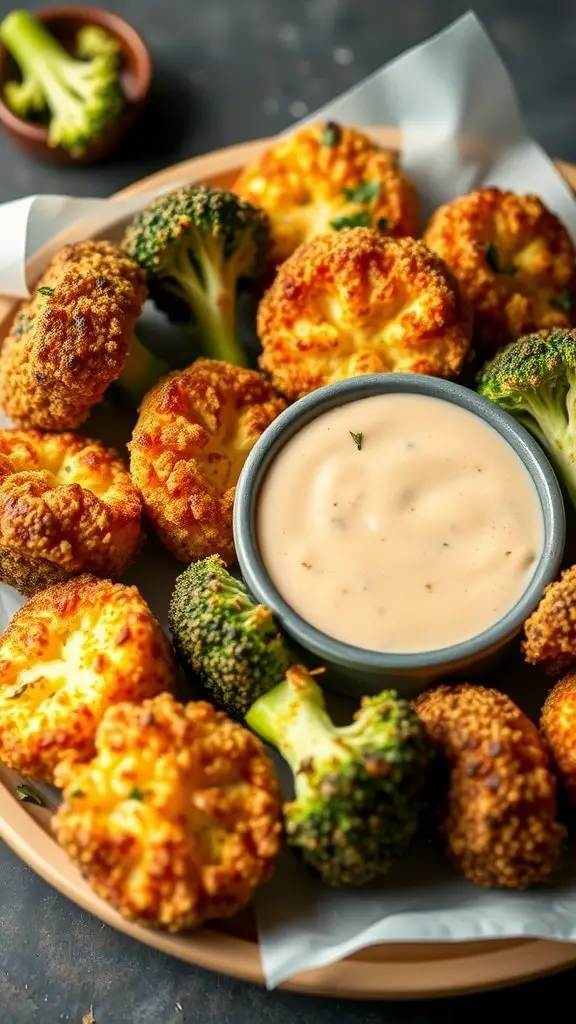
xmin=478 ymin=328 xmax=576 ymax=510
xmin=53 ymin=692 xmax=282 ymax=931
xmin=0 ymin=10 xmax=125 ymax=157
xmin=424 ymin=187 xmax=576 ymax=353
xmin=129 ymin=359 xmax=285 ymax=564
xmin=523 ymin=565 xmax=576 ymax=675
xmin=168 ymin=556 xmax=290 ymax=718
xmin=257 ymin=228 xmax=472 ymax=399
xmin=0 ymin=241 xmax=151 ymax=431
xmin=541 ymin=672 xmax=576 ymax=803
xmin=122 ymin=185 xmax=270 ymax=367
xmin=0 ymin=430 xmax=143 ymax=595
xmin=247 ymin=666 xmax=431 ymax=886
xmin=234 ymin=122 xmax=418 ymax=264
xmin=415 ymin=684 xmax=564 ymax=889
xmin=0 ymin=576 xmax=175 ymax=784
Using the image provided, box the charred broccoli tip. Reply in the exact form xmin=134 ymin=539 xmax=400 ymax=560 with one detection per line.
xmin=168 ymin=555 xmax=290 ymax=717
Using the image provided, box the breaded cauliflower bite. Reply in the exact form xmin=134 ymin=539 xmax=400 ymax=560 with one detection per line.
xmin=129 ymin=359 xmax=285 ymax=564
xmin=234 ymin=122 xmax=418 ymax=264
xmin=0 ymin=576 xmax=175 ymax=783
xmin=541 ymin=672 xmax=576 ymax=803
xmin=415 ymin=684 xmax=564 ymax=889
xmin=424 ymin=187 xmax=576 ymax=353
xmin=53 ymin=693 xmax=282 ymax=931
xmin=257 ymin=228 xmax=472 ymax=399
xmin=0 ymin=430 xmax=143 ymax=595
xmin=0 ymin=241 xmax=147 ymax=430
xmin=523 ymin=565 xmax=576 ymax=675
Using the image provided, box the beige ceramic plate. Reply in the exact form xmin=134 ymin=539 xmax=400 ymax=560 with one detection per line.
xmin=1 ymin=128 xmax=576 ymax=1000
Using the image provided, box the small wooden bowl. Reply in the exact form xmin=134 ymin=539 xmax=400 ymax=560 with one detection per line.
xmin=0 ymin=4 xmax=152 ymax=164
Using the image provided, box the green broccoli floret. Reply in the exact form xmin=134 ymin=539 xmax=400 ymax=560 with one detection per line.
xmin=477 ymin=328 xmax=576 ymax=509
xmin=75 ymin=25 xmax=121 ymax=61
xmin=0 ymin=10 xmax=125 ymax=156
xmin=122 ymin=185 xmax=270 ymax=367
xmin=111 ymin=332 xmax=170 ymax=407
xmin=168 ymin=556 xmax=290 ymax=718
xmin=247 ymin=666 xmax=432 ymax=886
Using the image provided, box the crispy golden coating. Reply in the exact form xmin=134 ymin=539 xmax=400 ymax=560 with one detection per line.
xmin=415 ymin=684 xmax=564 ymax=889
xmin=257 ymin=228 xmax=472 ymax=399
xmin=0 ymin=241 xmax=147 ymax=430
xmin=235 ymin=122 xmax=418 ymax=265
xmin=523 ymin=565 xmax=576 ymax=676
xmin=0 ymin=430 xmax=144 ymax=595
xmin=129 ymin=359 xmax=285 ymax=564
xmin=53 ymin=693 xmax=282 ymax=931
xmin=541 ymin=672 xmax=576 ymax=803
xmin=0 ymin=576 xmax=175 ymax=783
xmin=424 ymin=187 xmax=576 ymax=353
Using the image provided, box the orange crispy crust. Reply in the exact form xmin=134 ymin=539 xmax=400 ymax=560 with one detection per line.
xmin=541 ymin=673 xmax=576 ymax=803
xmin=129 ymin=359 xmax=285 ymax=564
xmin=53 ymin=693 xmax=282 ymax=931
xmin=415 ymin=684 xmax=564 ymax=889
xmin=523 ymin=565 xmax=576 ymax=676
xmin=257 ymin=228 xmax=472 ymax=399
xmin=0 ymin=430 xmax=144 ymax=595
xmin=0 ymin=241 xmax=147 ymax=430
xmin=424 ymin=187 xmax=576 ymax=353
xmin=234 ymin=123 xmax=418 ymax=265
xmin=0 ymin=575 xmax=175 ymax=783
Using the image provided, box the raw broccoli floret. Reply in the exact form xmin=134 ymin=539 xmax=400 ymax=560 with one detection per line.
xmin=122 ymin=185 xmax=270 ymax=367
xmin=112 ymin=332 xmax=170 ymax=407
xmin=247 ymin=666 xmax=432 ymax=886
xmin=0 ymin=10 xmax=125 ymax=156
xmin=477 ymin=328 xmax=576 ymax=509
xmin=75 ymin=25 xmax=121 ymax=61
xmin=168 ymin=556 xmax=290 ymax=718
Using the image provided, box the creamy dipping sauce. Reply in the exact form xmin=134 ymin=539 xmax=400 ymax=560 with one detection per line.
xmin=256 ymin=393 xmax=544 ymax=654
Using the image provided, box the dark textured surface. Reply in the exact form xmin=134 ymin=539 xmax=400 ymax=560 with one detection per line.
xmin=0 ymin=0 xmax=575 ymax=1019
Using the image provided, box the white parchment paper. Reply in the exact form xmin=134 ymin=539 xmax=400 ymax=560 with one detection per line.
xmin=0 ymin=8 xmax=575 ymax=991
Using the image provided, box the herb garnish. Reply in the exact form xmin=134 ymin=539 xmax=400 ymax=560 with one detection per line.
xmin=330 ymin=211 xmax=371 ymax=230
xmin=343 ymin=180 xmax=381 ymax=204
xmin=71 ymin=789 xmax=85 ymax=798
xmin=376 ymin=217 xmax=391 ymax=232
xmin=16 ymin=784 xmax=44 ymax=806
xmin=349 ymin=431 xmax=363 ymax=450
xmin=38 ymin=286 xmax=55 ymax=297
xmin=129 ymin=787 xmax=146 ymax=801
xmin=321 ymin=121 xmax=341 ymax=147
xmin=550 ymin=292 xmax=573 ymax=312
xmin=485 ymin=243 xmax=517 ymax=275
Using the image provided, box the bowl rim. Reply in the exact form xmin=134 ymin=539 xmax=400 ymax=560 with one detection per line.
xmin=233 ymin=373 xmax=566 ymax=673
xmin=0 ymin=3 xmax=152 ymax=142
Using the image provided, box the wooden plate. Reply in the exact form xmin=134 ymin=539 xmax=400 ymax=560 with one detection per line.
xmin=1 ymin=128 xmax=576 ymax=1001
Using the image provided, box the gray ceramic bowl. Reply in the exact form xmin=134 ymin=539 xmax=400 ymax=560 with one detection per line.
xmin=233 ymin=373 xmax=566 ymax=699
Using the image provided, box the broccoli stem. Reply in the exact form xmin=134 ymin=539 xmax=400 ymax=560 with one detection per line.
xmin=246 ymin=670 xmax=340 ymax=785
xmin=113 ymin=333 xmax=170 ymax=406
xmin=170 ymin=238 xmax=248 ymax=367
xmin=517 ymin=383 xmax=576 ymax=508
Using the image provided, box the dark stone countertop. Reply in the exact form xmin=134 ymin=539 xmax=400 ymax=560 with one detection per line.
xmin=0 ymin=0 xmax=575 ymax=1019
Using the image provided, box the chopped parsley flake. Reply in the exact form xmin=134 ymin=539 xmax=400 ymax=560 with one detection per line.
xmin=485 ymin=243 xmax=516 ymax=275
xmin=128 ymin=787 xmax=146 ymax=801
xmin=343 ymin=180 xmax=381 ymax=204
xmin=330 ymin=211 xmax=371 ymax=230
xmin=349 ymin=431 xmax=363 ymax=450
xmin=16 ymin=784 xmax=44 ymax=806
xmin=38 ymin=286 xmax=55 ymax=297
